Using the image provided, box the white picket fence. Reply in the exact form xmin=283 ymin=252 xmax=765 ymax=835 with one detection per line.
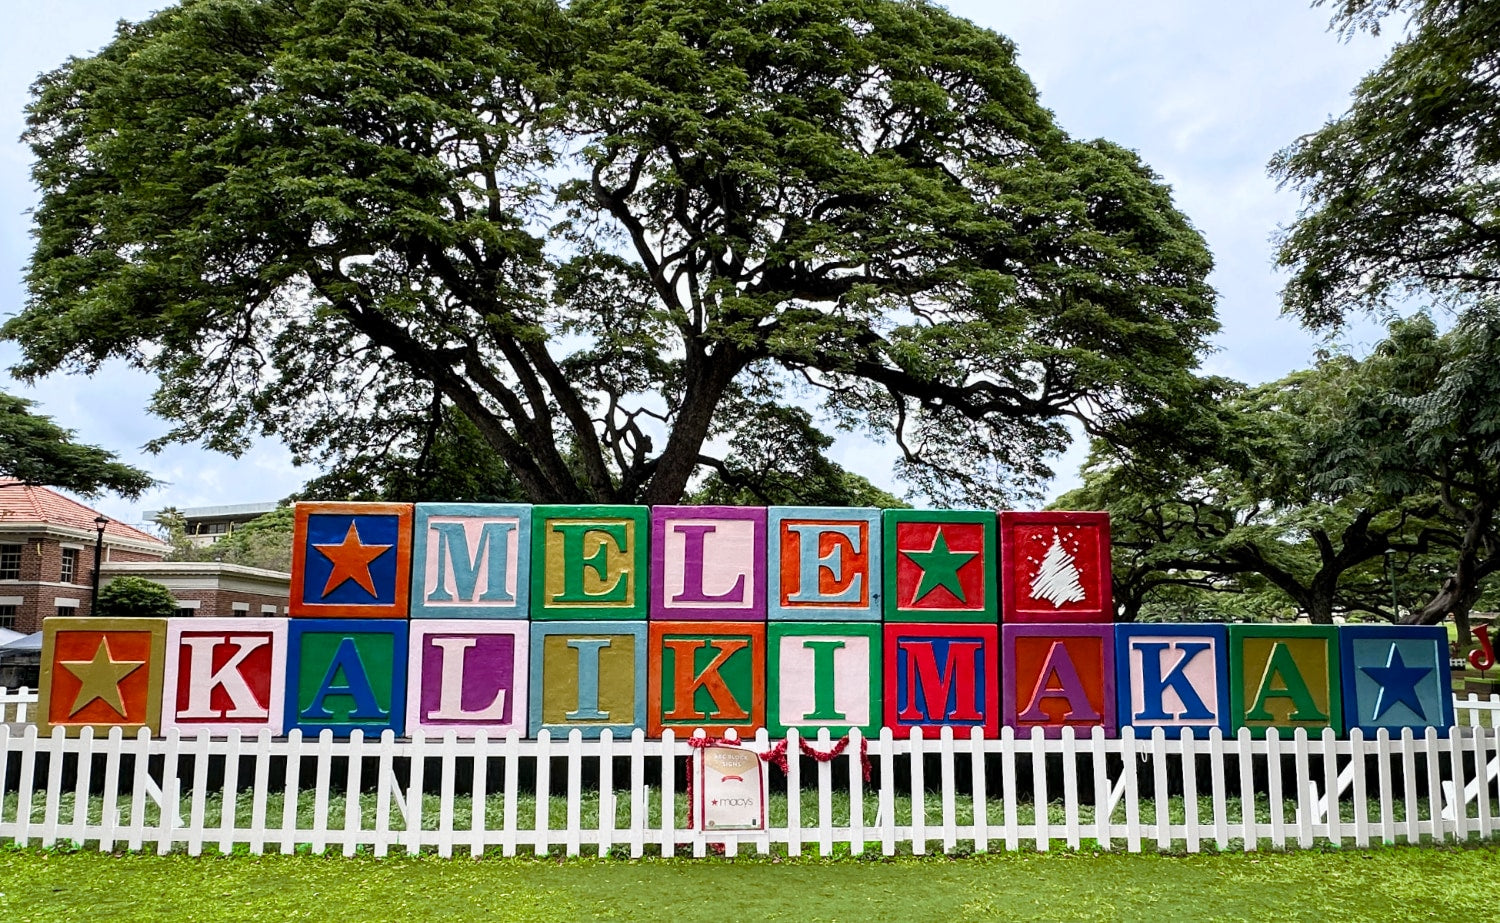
xmin=2 ymin=687 xmax=1499 ymax=858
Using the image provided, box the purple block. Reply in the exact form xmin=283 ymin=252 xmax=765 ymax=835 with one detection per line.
xmin=406 ymin=620 xmax=529 ymax=737
xmin=1003 ymin=623 xmax=1116 ymax=738
xmin=650 ymin=506 xmax=767 ymax=620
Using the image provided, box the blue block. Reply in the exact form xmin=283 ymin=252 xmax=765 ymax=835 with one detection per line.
xmin=1115 ymin=623 xmax=1230 ymax=738
xmin=1340 ymin=624 xmax=1453 ymax=737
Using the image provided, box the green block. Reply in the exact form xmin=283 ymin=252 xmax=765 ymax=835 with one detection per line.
xmin=1228 ymin=624 xmax=1342 ymax=738
xmin=881 ymin=509 xmax=997 ymax=623
xmin=530 ymin=505 xmax=650 ymax=620
xmin=767 ymin=621 xmax=882 ymax=738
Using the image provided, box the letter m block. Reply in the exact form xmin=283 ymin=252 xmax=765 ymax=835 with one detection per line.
xmin=411 ymin=503 xmax=531 ymax=619
xmin=162 ymin=618 xmax=288 ymax=736
xmin=883 ymin=624 xmax=1000 ymax=737
xmin=649 ymin=622 xmax=766 ymax=737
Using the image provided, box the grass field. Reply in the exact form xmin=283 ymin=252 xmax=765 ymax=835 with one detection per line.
xmin=2 ymin=842 xmax=1496 ymax=922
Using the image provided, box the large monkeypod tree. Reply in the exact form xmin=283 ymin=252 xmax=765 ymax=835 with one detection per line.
xmin=7 ymin=0 xmax=1217 ymax=506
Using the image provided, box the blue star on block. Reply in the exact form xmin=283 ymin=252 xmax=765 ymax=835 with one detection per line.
xmin=1360 ymin=648 xmax=1432 ymax=722
xmin=1339 ymin=625 xmax=1453 ymax=736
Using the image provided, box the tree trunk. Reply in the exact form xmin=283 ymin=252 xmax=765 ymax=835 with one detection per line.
xmin=1455 ymin=607 xmax=1473 ymax=647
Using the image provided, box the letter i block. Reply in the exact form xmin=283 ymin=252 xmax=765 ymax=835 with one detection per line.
xmin=767 ymin=507 xmax=881 ymax=621
xmin=410 ymin=503 xmax=531 ymax=619
xmin=1340 ymin=624 xmax=1453 ymax=737
xmin=1003 ymin=624 xmax=1116 ymax=738
xmin=532 ymin=505 xmax=649 ymax=620
xmin=1115 ymin=623 xmax=1229 ymax=738
xmin=529 ymin=621 xmax=647 ymax=739
xmin=649 ymin=622 xmax=766 ymax=737
xmin=286 ymin=619 xmax=408 ymax=738
xmin=291 ymin=502 xmax=413 ymax=617
xmin=768 ymin=622 xmax=882 ymax=737
xmin=651 ymin=506 xmax=767 ymax=620
xmin=162 ymin=618 xmax=288 ymax=736
xmin=882 ymin=510 xmax=997 ymax=623
xmin=1228 ymin=625 xmax=1342 ymax=738
xmin=39 ymin=617 xmax=166 ymax=737
xmin=883 ymin=623 xmax=1000 ymax=736
xmin=407 ymin=620 xmax=528 ymax=738
xmin=1000 ymin=511 xmax=1113 ymax=624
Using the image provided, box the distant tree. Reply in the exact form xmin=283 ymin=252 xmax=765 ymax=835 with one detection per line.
xmin=162 ymin=506 xmax=296 ymax=574
xmin=96 ymin=575 xmax=177 ymax=619
xmin=0 ymin=391 xmax=155 ymax=498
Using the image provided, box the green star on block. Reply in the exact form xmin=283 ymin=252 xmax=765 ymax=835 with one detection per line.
xmin=903 ymin=528 xmax=977 ymax=604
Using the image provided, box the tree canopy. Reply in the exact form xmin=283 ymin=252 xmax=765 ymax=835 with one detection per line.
xmin=97 ymin=575 xmax=178 ymax=619
xmin=6 ymin=0 xmax=1216 ymax=507
xmin=0 ymin=391 xmax=156 ymax=498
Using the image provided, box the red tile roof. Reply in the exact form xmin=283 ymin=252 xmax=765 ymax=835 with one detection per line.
xmin=0 ymin=478 xmax=168 ymax=548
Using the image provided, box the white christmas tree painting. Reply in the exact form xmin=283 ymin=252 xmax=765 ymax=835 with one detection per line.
xmin=1029 ymin=528 xmax=1087 ymax=608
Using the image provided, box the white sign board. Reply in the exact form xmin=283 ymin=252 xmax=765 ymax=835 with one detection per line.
xmin=696 ymin=742 xmax=767 ymax=832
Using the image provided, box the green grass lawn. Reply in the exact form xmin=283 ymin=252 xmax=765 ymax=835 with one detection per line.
xmin=2 ymin=843 xmax=1496 ymax=922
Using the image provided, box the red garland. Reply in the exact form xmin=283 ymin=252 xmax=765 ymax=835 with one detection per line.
xmin=685 ymin=733 xmax=873 ymax=834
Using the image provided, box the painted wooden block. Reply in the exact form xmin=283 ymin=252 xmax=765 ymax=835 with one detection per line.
xmin=768 ymin=622 xmax=882 ymax=737
xmin=883 ymin=623 xmax=1000 ymax=736
xmin=1340 ymin=624 xmax=1453 ymax=736
xmin=531 ymin=505 xmax=649 ymax=620
xmin=651 ymin=506 xmax=767 ymax=621
xmin=1003 ymin=624 xmax=1116 ymax=738
xmin=38 ymin=617 xmax=166 ymax=737
xmin=1000 ymin=511 xmax=1113 ymax=623
xmin=407 ymin=620 xmax=528 ymax=738
xmin=881 ymin=509 xmax=997 ymax=623
xmin=290 ymin=502 xmax=413 ymax=618
xmin=285 ymin=619 xmax=408 ymax=738
xmin=528 ymin=621 xmax=647 ymax=739
xmin=1228 ymin=624 xmax=1342 ymax=738
xmin=1115 ymin=623 xmax=1229 ymax=738
xmin=649 ymin=621 xmax=765 ymax=737
xmin=162 ymin=618 xmax=288 ymax=736
xmin=410 ymin=503 xmax=531 ymax=619
xmin=767 ymin=507 xmax=881 ymax=621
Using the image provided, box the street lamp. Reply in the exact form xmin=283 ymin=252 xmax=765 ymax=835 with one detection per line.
xmin=90 ymin=515 xmax=109 ymax=616
xmin=1384 ymin=548 xmax=1400 ymax=621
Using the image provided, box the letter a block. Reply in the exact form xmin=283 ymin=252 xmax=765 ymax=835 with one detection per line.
xmin=1340 ymin=625 xmax=1453 ymax=737
xmin=1000 ymin=511 xmax=1113 ymax=623
xmin=768 ymin=622 xmax=882 ymax=737
xmin=767 ymin=507 xmax=881 ymax=621
xmin=529 ymin=621 xmax=647 ymax=738
xmin=1115 ymin=623 xmax=1228 ymax=738
xmin=1003 ymin=624 xmax=1116 ymax=738
xmin=532 ymin=505 xmax=649 ymax=620
xmin=286 ymin=619 xmax=408 ymax=738
xmin=884 ymin=623 xmax=1000 ymax=736
xmin=39 ymin=617 xmax=166 ymax=737
xmin=410 ymin=503 xmax=531 ymax=619
xmin=882 ymin=510 xmax=997 ymax=623
xmin=651 ymin=506 xmax=767 ymax=620
xmin=649 ymin=622 xmax=766 ymax=737
xmin=162 ymin=618 xmax=288 ymax=736
xmin=291 ymin=502 xmax=413 ymax=618
xmin=1228 ymin=625 xmax=1342 ymax=738
xmin=407 ymin=620 xmax=528 ymax=738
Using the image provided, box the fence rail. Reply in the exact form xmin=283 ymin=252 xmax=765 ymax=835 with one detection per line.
xmin=4 ymin=688 xmax=1500 ymax=858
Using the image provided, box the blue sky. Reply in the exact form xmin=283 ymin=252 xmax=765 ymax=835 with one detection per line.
xmin=0 ymin=2 xmax=1396 ymax=526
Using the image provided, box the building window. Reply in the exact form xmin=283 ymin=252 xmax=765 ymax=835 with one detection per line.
xmin=0 ymin=544 xmax=20 ymax=580
xmin=177 ymin=607 xmax=198 ymax=618
xmin=57 ymin=604 xmax=74 ymax=618
xmin=60 ymin=548 xmax=79 ymax=584
xmin=0 ymin=605 xmax=15 ymax=629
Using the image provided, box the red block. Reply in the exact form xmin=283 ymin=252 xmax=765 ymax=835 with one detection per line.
xmin=1000 ymin=511 xmax=1113 ymax=623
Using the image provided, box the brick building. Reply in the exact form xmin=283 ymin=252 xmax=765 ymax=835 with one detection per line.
xmin=99 ymin=560 xmax=290 ymax=618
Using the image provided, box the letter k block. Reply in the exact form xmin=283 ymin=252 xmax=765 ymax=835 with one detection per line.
xmin=162 ymin=618 xmax=288 ymax=736
xmin=649 ymin=622 xmax=766 ymax=737
xmin=1115 ymin=623 xmax=1228 ymax=739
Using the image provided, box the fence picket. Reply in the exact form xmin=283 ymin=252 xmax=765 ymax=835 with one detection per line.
xmin=1208 ymin=728 xmax=1228 ymax=850
xmin=938 ymin=727 xmax=956 ymax=855
xmin=1122 ymin=728 xmax=1141 ymax=853
xmin=41 ymin=727 xmax=64 ymax=848
xmin=1150 ymin=728 xmax=1169 ymax=852
xmin=1060 ymin=727 xmax=1080 ymax=850
xmin=818 ymin=727 xmax=835 ymax=857
xmin=786 ymin=728 xmax=803 ymax=857
xmin=877 ymin=728 xmax=895 ymax=857
xmin=1351 ymin=729 xmax=1370 ymax=847
xmin=1474 ymin=726 xmax=1494 ymax=840
xmin=627 ymin=729 xmax=645 ymax=859
xmin=1266 ymin=729 xmax=1286 ymax=850
xmin=969 ymin=727 xmax=987 ymax=854
xmin=187 ymin=731 xmax=211 ymax=856
xmin=472 ymin=731 xmax=490 ymax=857
xmin=158 ymin=728 xmax=181 ymax=856
xmin=1293 ymin=729 xmax=1312 ymax=849
xmin=659 ymin=729 xmax=676 ymax=858
xmin=1319 ymin=728 xmax=1340 ymax=844
xmin=1236 ymin=728 xmax=1256 ymax=851
xmin=851 ymin=728 xmax=868 ymax=857
xmin=126 ymin=727 xmax=148 ymax=852
xmin=70 ymin=728 xmax=93 ymax=848
xmin=1375 ymin=730 xmax=1395 ymax=844
xmin=1448 ymin=728 xmax=1470 ymax=842
xmin=100 ymin=728 xmax=122 ymax=852
xmin=373 ymin=730 xmax=395 ymax=858
xmin=1423 ymin=726 xmax=1444 ymax=842
xmin=1000 ymin=726 xmax=1018 ymax=853
xmin=1399 ymin=728 xmax=1420 ymax=844
xmin=909 ymin=728 xmax=926 ymax=855
xmin=343 ymin=730 xmax=364 ymax=857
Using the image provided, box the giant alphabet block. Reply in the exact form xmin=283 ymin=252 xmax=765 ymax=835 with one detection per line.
xmin=768 ymin=622 xmax=882 ymax=737
xmin=410 ymin=503 xmax=531 ymax=619
xmin=38 ymin=617 xmax=166 ymax=737
xmin=162 ymin=618 xmax=288 ymax=736
xmin=285 ymin=619 xmax=408 ymax=738
xmin=1228 ymin=624 xmax=1342 ymax=738
xmin=882 ymin=510 xmax=997 ymax=623
xmin=651 ymin=506 xmax=766 ymax=620
xmin=531 ymin=505 xmax=649 ymax=620
xmin=290 ymin=502 xmax=413 ymax=618
xmin=1000 ymin=511 xmax=1113 ymax=624
xmin=1003 ymin=624 xmax=1116 ymax=738
xmin=1114 ymin=623 xmax=1229 ymax=738
xmin=406 ymin=620 xmax=528 ymax=738
xmin=528 ymin=621 xmax=647 ymax=738
xmin=883 ymin=623 xmax=1000 ymax=736
xmin=649 ymin=621 xmax=765 ymax=737
xmin=1340 ymin=624 xmax=1453 ymax=737
xmin=767 ymin=507 xmax=881 ymax=621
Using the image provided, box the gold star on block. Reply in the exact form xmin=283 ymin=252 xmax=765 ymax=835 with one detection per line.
xmin=61 ymin=638 xmax=145 ymax=718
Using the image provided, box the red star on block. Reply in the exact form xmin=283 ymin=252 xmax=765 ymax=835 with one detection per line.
xmin=313 ymin=521 xmax=392 ymax=598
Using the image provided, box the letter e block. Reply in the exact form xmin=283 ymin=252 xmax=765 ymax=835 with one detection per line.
xmin=286 ymin=619 xmax=407 ymax=738
xmin=1000 ymin=512 xmax=1113 ymax=623
xmin=162 ymin=618 xmax=288 ymax=736
xmin=532 ymin=505 xmax=649 ymax=620
xmin=1340 ymin=624 xmax=1453 ymax=736
xmin=1228 ymin=625 xmax=1342 ymax=738
xmin=649 ymin=621 xmax=765 ymax=737
xmin=1115 ymin=623 xmax=1228 ymax=738
xmin=883 ymin=623 xmax=1000 ymax=736
xmin=410 ymin=503 xmax=531 ymax=619
xmin=39 ymin=617 xmax=166 ymax=737
xmin=529 ymin=621 xmax=647 ymax=738
xmin=767 ymin=507 xmax=881 ymax=621
xmin=882 ymin=510 xmax=997 ymax=623
xmin=407 ymin=620 xmax=528 ymax=738
xmin=651 ymin=506 xmax=766 ymax=620
xmin=769 ymin=622 xmax=882 ymax=737
xmin=1003 ymin=624 xmax=1116 ymax=738
xmin=291 ymin=502 xmax=413 ymax=618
